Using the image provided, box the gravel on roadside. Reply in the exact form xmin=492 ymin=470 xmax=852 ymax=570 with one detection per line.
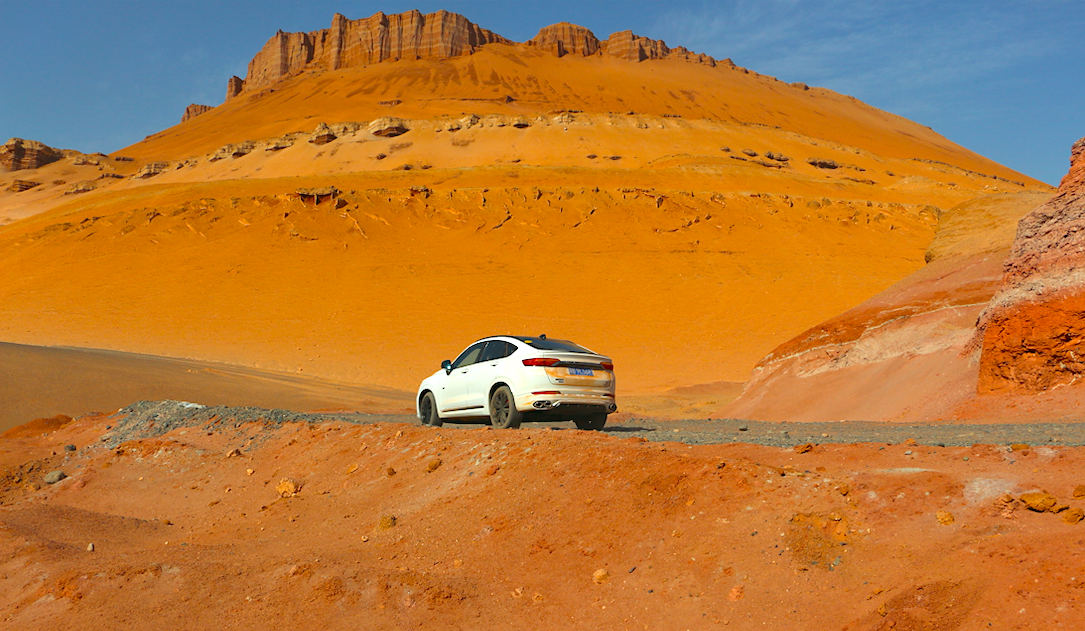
xmin=99 ymin=401 xmax=1085 ymax=449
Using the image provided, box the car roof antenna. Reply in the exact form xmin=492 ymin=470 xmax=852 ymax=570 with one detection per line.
xmin=539 ymin=333 xmax=547 ymax=339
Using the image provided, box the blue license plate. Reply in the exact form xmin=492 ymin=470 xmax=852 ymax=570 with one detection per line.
xmin=569 ymin=367 xmax=594 ymax=376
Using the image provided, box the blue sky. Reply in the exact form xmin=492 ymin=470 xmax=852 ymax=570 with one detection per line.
xmin=1 ymin=0 xmax=1081 ymax=184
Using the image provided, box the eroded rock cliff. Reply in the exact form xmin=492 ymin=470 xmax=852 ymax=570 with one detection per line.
xmin=227 ymin=10 xmax=716 ymax=100
xmin=0 ymin=138 xmax=64 ymax=171
xmin=979 ymin=137 xmax=1085 ymax=393
xmin=528 ymin=23 xmax=600 ymax=57
xmin=181 ymin=104 xmax=213 ymax=123
xmin=232 ymin=9 xmax=509 ymax=97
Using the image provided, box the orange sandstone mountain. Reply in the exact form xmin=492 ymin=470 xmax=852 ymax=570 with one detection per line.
xmin=0 ymin=9 xmax=1051 ymax=413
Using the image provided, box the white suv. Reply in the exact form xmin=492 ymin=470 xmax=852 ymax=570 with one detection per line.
xmin=416 ymin=335 xmax=617 ymax=429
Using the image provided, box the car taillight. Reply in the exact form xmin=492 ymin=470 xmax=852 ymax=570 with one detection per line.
xmin=601 ymin=362 xmax=614 ymax=371
xmin=522 ymin=358 xmax=560 ymax=367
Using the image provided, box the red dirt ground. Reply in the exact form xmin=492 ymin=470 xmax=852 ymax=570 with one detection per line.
xmin=2 ymin=413 xmax=1083 ymax=630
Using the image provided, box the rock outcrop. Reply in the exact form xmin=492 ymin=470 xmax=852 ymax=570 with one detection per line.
xmin=724 ymin=191 xmax=1052 ymax=422
xmin=227 ymin=10 xmax=715 ymax=100
xmin=603 ymin=30 xmax=715 ymax=66
xmin=181 ymin=104 xmax=213 ymax=123
xmin=979 ymin=137 xmax=1085 ymax=393
xmin=0 ymin=138 xmax=63 ymax=171
xmin=8 ymin=179 xmax=41 ymax=192
xmin=232 ymin=9 xmax=510 ymax=98
xmin=528 ymin=23 xmax=600 ymax=57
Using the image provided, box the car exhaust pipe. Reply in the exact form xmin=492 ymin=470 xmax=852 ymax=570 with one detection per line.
xmin=533 ymin=400 xmax=552 ymax=409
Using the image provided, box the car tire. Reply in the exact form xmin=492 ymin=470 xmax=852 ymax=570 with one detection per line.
xmin=489 ymin=386 xmax=522 ymax=429
xmin=574 ymin=414 xmax=607 ymax=431
xmin=420 ymin=392 xmax=442 ymax=427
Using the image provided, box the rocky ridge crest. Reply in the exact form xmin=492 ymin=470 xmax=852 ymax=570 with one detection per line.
xmin=181 ymin=104 xmax=213 ymax=123
xmin=226 ymin=10 xmax=716 ymax=101
xmin=0 ymin=138 xmax=64 ymax=171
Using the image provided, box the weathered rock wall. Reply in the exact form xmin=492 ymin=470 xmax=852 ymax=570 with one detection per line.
xmin=227 ymin=10 xmax=715 ymax=100
xmin=181 ymin=104 xmax=213 ymax=123
xmin=979 ymin=137 xmax=1085 ymax=393
xmin=528 ymin=23 xmax=600 ymax=57
xmin=231 ymin=9 xmax=509 ymax=98
xmin=0 ymin=138 xmax=64 ymax=171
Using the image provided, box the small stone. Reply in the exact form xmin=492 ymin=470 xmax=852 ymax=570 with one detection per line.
xmin=345 ymin=464 xmax=358 ymax=475
xmin=1073 ymin=485 xmax=1085 ymax=499
xmin=936 ymin=511 xmax=954 ymax=525
xmin=246 ymin=468 xmax=255 ymax=476
xmin=1010 ymin=443 xmax=1030 ymax=452
xmin=361 ymin=535 xmax=370 ymax=542
xmin=1020 ymin=491 xmax=1057 ymax=512
xmin=276 ymin=478 xmax=301 ymax=498
xmin=904 ymin=438 xmax=917 ymax=446
xmin=837 ymin=483 xmax=850 ymax=496
xmin=795 ymin=443 xmax=814 ymax=454
xmin=225 ymin=448 xmax=242 ymax=458
xmin=728 ymin=585 xmax=745 ymax=601
xmin=426 ymin=458 xmax=443 ymax=473
xmin=87 ymin=543 xmax=95 ymax=552
xmin=592 ymin=569 xmax=609 ymax=585
xmin=485 ymin=465 xmax=500 ymax=476
xmin=44 ymin=470 xmax=67 ymax=484
xmin=737 ymin=424 xmax=748 ymax=432
xmin=453 ymin=559 xmax=463 ymax=567
xmin=386 ymin=467 xmax=397 ymax=477
xmin=962 ymin=456 xmax=969 ymax=461
xmin=904 ymin=450 xmax=913 ymax=455
xmin=64 ymin=444 xmax=77 ymax=452
xmin=1062 ymin=508 xmax=1084 ymax=524
xmin=378 ymin=515 xmax=397 ymax=530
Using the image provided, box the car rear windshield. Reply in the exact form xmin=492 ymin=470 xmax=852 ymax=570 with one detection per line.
xmin=514 ymin=336 xmax=593 ymax=354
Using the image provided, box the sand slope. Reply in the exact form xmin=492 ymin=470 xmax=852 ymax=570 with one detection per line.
xmin=0 ymin=37 xmax=1050 ymax=408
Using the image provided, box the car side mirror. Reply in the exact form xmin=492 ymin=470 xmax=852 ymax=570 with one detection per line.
xmin=441 ymin=359 xmax=452 ymax=374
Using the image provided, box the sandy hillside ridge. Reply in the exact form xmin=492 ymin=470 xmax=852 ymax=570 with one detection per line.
xmin=0 ymin=8 xmax=1049 ymax=414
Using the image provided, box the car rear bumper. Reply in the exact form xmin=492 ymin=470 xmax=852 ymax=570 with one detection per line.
xmin=516 ymin=391 xmax=617 ymax=414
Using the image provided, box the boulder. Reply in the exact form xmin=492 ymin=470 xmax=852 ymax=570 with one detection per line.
xmin=8 ymin=179 xmax=41 ymax=192
xmin=807 ymin=158 xmax=840 ymax=169
xmin=64 ymin=181 xmax=96 ymax=195
xmin=0 ymin=138 xmax=63 ymax=171
xmin=44 ymin=470 xmax=67 ymax=484
xmin=265 ymin=135 xmax=297 ymax=151
xmin=181 ymin=104 xmax=213 ymax=123
xmin=133 ymin=162 xmax=169 ymax=179
xmin=1020 ymin=491 xmax=1058 ymax=512
xmin=309 ymin=123 xmax=337 ymax=145
xmin=369 ymin=117 xmax=409 ymax=138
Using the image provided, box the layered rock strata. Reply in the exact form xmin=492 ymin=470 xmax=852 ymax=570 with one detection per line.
xmin=724 ymin=191 xmax=1052 ymax=422
xmin=181 ymin=104 xmax=213 ymax=123
xmin=230 ymin=10 xmax=509 ymax=98
xmin=979 ymin=137 xmax=1085 ymax=393
xmin=227 ymin=10 xmax=715 ymax=100
xmin=0 ymin=138 xmax=63 ymax=171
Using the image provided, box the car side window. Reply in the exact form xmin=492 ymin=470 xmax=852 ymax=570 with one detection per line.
xmin=479 ymin=340 xmax=515 ymax=363
xmin=451 ymin=342 xmax=486 ymax=369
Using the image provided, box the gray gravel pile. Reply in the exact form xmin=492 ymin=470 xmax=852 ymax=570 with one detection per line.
xmin=101 ymin=400 xmax=406 ymax=448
